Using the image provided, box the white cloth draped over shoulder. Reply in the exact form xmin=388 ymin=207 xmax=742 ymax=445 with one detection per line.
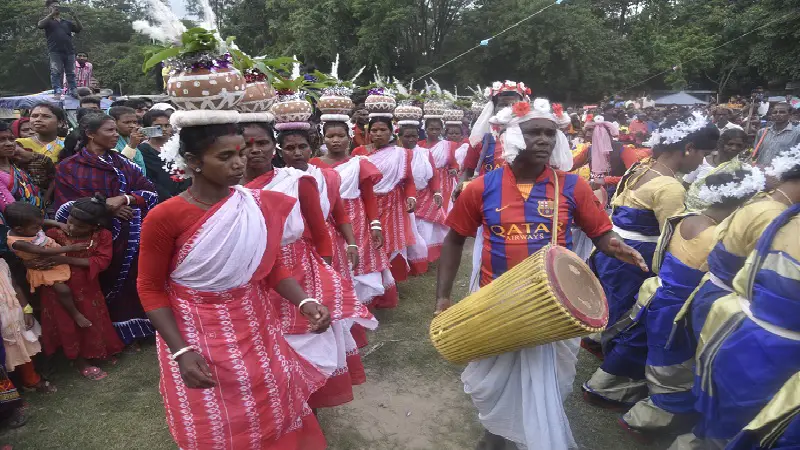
xmin=428 ymin=140 xmax=451 ymax=170
xmin=462 ymin=264 xmax=581 ymax=450
xmin=303 ymin=164 xmax=332 ymax=219
xmin=369 ymin=146 xmax=407 ymax=194
xmin=262 ymin=167 xmax=308 ymax=245
xmin=455 ymin=142 xmax=469 ymax=171
xmin=411 ymin=146 xmax=435 ymax=190
xmin=170 ymin=186 xmax=268 ymax=292
xmin=335 ymin=156 xmax=367 ymax=200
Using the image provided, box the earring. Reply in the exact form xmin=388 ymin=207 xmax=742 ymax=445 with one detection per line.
xmin=195 ymin=168 xmax=201 ymax=173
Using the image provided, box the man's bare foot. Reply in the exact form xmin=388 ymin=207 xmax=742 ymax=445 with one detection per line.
xmin=72 ymin=313 xmax=92 ymax=328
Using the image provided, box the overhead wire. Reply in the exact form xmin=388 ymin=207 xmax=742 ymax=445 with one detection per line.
xmin=415 ymin=0 xmax=561 ymax=80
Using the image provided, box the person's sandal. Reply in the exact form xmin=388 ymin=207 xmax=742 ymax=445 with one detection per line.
xmin=30 ymin=380 xmax=57 ymax=394
xmin=80 ymin=366 xmax=108 ymax=381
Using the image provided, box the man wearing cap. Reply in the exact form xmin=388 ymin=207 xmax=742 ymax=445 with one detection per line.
xmin=436 ymin=99 xmax=646 ymax=450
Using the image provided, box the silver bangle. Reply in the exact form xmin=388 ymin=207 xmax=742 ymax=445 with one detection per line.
xmin=370 ymin=226 xmax=382 ymax=231
xmin=433 ymin=192 xmax=443 ymax=197
xmin=169 ymin=345 xmax=198 ymax=360
xmin=298 ymin=298 xmax=320 ymax=309
xmin=370 ymin=220 xmax=381 ymax=225
xmin=407 ymin=197 xmax=417 ymax=202
xmin=347 ymin=244 xmax=358 ymax=249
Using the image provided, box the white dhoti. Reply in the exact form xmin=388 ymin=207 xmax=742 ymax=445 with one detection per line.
xmin=462 ymin=339 xmax=581 ymax=450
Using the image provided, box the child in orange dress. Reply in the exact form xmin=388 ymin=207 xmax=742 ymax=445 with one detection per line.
xmin=4 ymin=202 xmax=90 ymax=329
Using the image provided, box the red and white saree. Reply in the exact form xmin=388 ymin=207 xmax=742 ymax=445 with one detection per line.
xmin=352 ymin=145 xmax=417 ymax=283
xmin=329 ymin=157 xmax=397 ymax=307
xmin=411 ymin=145 xmax=448 ymax=265
xmin=156 ymin=187 xmax=327 ymax=450
xmin=248 ymin=168 xmax=378 ymax=409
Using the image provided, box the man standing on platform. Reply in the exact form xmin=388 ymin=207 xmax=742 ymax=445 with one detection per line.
xmin=38 ymin=0 xmax=83 ymax=97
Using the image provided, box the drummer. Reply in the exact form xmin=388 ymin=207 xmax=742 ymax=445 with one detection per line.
xmin=435 ymin=99 xmax=647 ymax=450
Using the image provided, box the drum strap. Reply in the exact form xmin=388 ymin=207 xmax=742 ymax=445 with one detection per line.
xmin=551 ymin=166 xmax=559 ymax=248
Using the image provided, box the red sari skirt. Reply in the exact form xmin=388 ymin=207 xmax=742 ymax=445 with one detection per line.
xmin=158 ymin=281 xmax=326 ymax=450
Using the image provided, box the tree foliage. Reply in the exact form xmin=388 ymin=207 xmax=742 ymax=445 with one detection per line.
xmin=0 ymin=0 xmax=797 ymax=101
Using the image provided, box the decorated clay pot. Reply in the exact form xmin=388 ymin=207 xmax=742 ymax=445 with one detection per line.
xmin=167 ymin=67 xmax=246 ymax=111
xmin=471 ymin=100 xmax=487 ymax=114
xmin=423 ymin=101 xmax=446 ymax=117
xmin=443 ymin=108 xmax=464 ymax=123
xmin=237 ymin=81 xmax=277 ymax=113
xmin=317 ymin=95 xmax=354 ymax=115
xmin=271 ymin=98 xmax=313 ymax=123
xmin=365 ymin=94 xmax=396 ymax=114
xmin=394 ymin=105 xmax=423 ymax=121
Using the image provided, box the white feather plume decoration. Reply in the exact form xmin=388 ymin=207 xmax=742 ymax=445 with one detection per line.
xmin=132 ymin=0 xmax=186 ymax=44
xmin=330 ymin=54 xmax=340 ymax=80
xmin=292 ymin=55 xmax=301 ymax=80
xmin=198 ymin=0 xmax=217 ymax=31
xmin=393 ymin=77 xmax=409 ymax=96
xmin=350 ymin=66 xmax=365 ymax=83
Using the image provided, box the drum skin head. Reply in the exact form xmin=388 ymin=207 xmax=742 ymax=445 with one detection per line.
xmin=545 ymin=246 xmax=609 ymax=328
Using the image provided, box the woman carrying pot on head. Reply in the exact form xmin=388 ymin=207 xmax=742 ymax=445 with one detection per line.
xmin=311 ymin=116 xmax=397 ymax=324
xmin=242 ymin=110 xmax=377 ymax=411
xmin=398 ymin=118 xmax=442 ymax=274
xmin=351 ymin=94 xmax=418 ymax=293
xmin=138 ymin=113 xmax=331 ymax=450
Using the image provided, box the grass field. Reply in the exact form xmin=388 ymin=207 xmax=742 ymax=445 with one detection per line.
xmin=4 ymin=246 xmax=674 ymax=450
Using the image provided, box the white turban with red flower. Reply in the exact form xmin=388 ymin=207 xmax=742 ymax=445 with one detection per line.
xmin=492 ymin=98 xmax=573 ymax=170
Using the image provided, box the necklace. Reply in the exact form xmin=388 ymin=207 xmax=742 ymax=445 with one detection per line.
xmin=775 ymin=188 xmax=794 ymax=205
xmin=653 ymin=161 xmax=677 ymax=178
xmin=186 ymin=188 xmax=216 ymax=207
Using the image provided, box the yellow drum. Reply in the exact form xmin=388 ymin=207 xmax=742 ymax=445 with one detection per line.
xmin=430 ymin=245 xmax=608 ymax=364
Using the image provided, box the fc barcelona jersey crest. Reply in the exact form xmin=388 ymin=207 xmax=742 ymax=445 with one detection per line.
xmin=537 ymin=200 xmax=555 ymax=218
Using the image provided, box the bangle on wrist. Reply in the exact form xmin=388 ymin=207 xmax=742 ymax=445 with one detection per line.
xmin=370 ymin=220 xmax=381 ymax=226
xmin=370 ymin=226 xmax=382 ymax=231
xmin=347 ymin=244 xmax=358 ymax=249
xmin=298 ymin=298 xmax=320 ymax=310
xmin=407 ymin=196 xmax=416 ymax=202
xmin=169 ymin=345 xmax=199 ymax=360
xmin=433 ymin=192 xmax=443 ymax=197
xmin=22 ymin=304 xmax=33 ymax=314
xmin=125 ymin=195 xmax=131 ymax=206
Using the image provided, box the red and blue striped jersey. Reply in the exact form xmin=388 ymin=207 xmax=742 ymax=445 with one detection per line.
xmin=447 ymin=165 xmax=612 ymax=287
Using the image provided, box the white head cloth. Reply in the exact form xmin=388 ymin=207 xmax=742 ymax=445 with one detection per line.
xmin=495 ymin=99 xmax=573 ymax=171
xmin=469 ymin=100 xmax=495 ymax=147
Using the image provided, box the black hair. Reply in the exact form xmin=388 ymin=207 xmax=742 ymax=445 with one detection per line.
xmin=108 ymin=106 xmax=136 ymax=121
xmin=30 ymin=102 xmax=65 ymax=122
xmin=322 ymin=121 xmax=349 ymax=136
xmin=238 ymin=122 xmax=276 ymax=142
xmin=719 ymin=127 xmax=748 ymax=146
xmin=773 ymin=102 xmax=792 ymax=112
xmin=4 ymin=202 xmax=43 ymax=229
xmin=124 ymin=99 xmax=147 ymax=110
xmin=45 ymin=0 xmax=59 ymax=6
xmin=109 ymin=100 xmax=126 ymax=108
xmin=76 ymin=51 xmax=88 ymax=57
xmin=704 ymin=169 xmax=760 ymax=208
xmin=425 ymin=118 xmax=443 ymax=129
xmin=142 ymin=110 xmax=170 ymax=128
xmin=73 ymin=113 xmax=115 ymax=152
xmin=70 ymin=194 xmax=110 ymax=228
xmin=445 ymin=123 xmax=462 ymax=133
xmin=491 ymin=91 xmax=522 ymax=106
xmin=398 ymin=123 xmax=418 ymax=135
xmin=0 ymin=122 xmax=10 ymax=133
xmin=652 ymin=120 xmax=720 ymax=157
xmin=79 ymin=96 xmax=101 ymax=107
xmin=368 ymin=116 xmax=393 ymax=129
xmin=179 ymin=124 xmax=239 ymax=158
xmin=276 ymin=129 xmax=310 ymax=148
